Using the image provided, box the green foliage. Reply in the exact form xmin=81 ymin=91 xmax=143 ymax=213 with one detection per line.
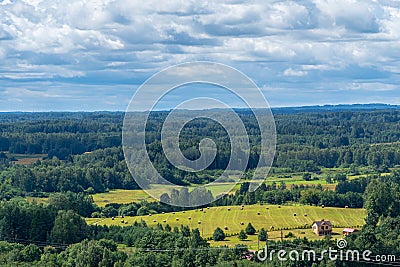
xmin=50 ymin=210 xmax=88 ymax=245
xmin=245 ymin=223 xmax=256 ymax=235
xmin=302 ymin=173 xmax=311 ymax=181
xmin=258 ymin=228 xmax=267 ymax=241
xmin=238 ymin=230 xmax=247 ymax=241
xmin=213 ymin=227 xmax=225 ymax=241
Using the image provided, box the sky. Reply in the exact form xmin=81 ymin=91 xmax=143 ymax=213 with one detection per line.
xmin=0 ymin=0 xmax=400 ymax=111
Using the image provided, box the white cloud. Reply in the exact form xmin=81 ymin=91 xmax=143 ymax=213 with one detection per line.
xmin=283 ymin=68 xmax=308 ymax=77
xmin=0 ymin=0 xmax=399 ymax=110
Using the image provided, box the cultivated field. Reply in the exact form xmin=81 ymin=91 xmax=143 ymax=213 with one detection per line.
xmin=88 ymin=204 xmax=366 ymax=242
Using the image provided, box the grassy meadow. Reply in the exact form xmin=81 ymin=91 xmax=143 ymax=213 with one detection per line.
xmin=87 ymin=204 xmax=366 ymax=242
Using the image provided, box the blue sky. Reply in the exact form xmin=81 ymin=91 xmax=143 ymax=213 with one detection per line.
xmin=0 ymin=0 xmax=400 ymax=111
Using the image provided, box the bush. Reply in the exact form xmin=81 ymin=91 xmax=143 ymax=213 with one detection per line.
xmin=258 ymin=228 xmax=267 ymax=241
xmin=213 ymin=227 xmax=226 ymax=241
xmin=238 ymin=230 xmax=247 ymax=241
xmin=245 ymin=223 xmax=256 ymax=235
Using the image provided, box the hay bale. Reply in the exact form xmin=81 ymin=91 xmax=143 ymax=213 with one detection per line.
xmin=163 ymin=220 xmax=166 ymax=223
xmin=345 ymin=205 xmax=349 ymax=208
xmin=198 ymin=221 xmax=201 ymax=224
xmin=304 ymin=213 xmax=307 ymax=217
xmin=176 ymin=218 xmax=179 ymax=221
xmin=240 ymin=222 xmax=244 ymax=225
xmin=153 ymin=220 xmax=156 ymax=222
xmin=121 ymin=220 xmax=124 ymax=224
xmin=278 ymin=205 xmax=281 ymax=208
xmin=188 ymin=217 xmax=191 ymax=220
xmin=293 ymin=213 xmax=297 ymax=216
xmin=227 ymin=208 xmax=231 ymax=211
xmin=321 ymin=205 xmax=325 ymax=208
xmin=224 ymin=226 xmax=228 ymax=230
xmin=257 ymin=212 xmax=261 ymax=215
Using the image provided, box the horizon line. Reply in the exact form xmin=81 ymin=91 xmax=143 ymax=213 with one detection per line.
xmin=0 ymin=103 xmax=398 ymax=113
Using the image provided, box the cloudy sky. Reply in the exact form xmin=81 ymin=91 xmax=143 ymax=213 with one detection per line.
xmin=0 ymin=0 xmax=400 ymax=111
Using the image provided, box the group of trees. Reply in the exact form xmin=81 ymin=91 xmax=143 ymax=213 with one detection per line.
xmin=211 ymin=181 xmax=365 ymax=208
xmin=2 ymin=110 xmax=400 ymax=185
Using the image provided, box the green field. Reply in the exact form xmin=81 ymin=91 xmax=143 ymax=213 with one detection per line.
xmin=92 ymin=183 xmax=241 ymax=207
xmin=87 ymin=204 xmax=366 ymax=244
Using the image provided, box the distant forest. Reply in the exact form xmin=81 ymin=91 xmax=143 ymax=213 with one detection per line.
xmin=1 ymin=107 xmax=400 ymax=193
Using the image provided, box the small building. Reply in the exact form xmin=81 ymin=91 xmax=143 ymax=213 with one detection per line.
xmin=342 ymin=228 xmax=359 ymax=236
xmin=312 ymin=219 xmax=332 ymax=236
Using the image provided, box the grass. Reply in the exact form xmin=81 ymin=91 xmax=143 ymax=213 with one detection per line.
xmin=93 ymin=190 xmax=156 ymax=207
xmin=88 ymin=204 xmax=366 ymax=241
xmin=92 ymin=183 xmax=241 ymax=207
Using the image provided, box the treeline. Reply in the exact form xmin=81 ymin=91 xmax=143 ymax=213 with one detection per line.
xmin=2 ymin=110 xmax=400 ymax=171
xmin=0 ymin=147 xmax=139 ymax=195
xmin=0 ymin=113 xmax=123 ymax=159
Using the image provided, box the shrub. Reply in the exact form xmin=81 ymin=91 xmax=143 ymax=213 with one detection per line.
xmin=213 ymin=227 xmax=225 ymax=241
xmin=238 ymin=230 xmax=248 ymax=241
xmin=245 ymin=223 xmax=256 ymax=235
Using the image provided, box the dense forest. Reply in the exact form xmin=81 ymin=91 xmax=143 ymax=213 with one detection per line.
xmin=1 ymin=106 xmax=400 ymax=266
xmin=1 ymin=108 xmax=400 ymax=192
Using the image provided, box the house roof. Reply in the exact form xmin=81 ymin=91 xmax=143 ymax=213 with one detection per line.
xmin=343 ymin=228 xmax=358 ymax=233
xmin=312 ymin=220 xmax=332 ymax=226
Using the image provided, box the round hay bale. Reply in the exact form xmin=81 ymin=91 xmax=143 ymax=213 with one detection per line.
xmin=321 ymin=205 xmax=325 ymax=208
xmin=188 ymin=217 xmax=191 ymax=220
xmin=266 ymin=207 xmax=269 ymax=210
xmin=176 ymin=218 xmax=179 ymax=221
xmin=163 ymin=220 xmax=166 ymax=223
xmin=293 ymin=213 xmax=297 ymax=216
xmin=224 ymin=226 xmax=228 ymax=230
xmin=198 ymin=221 xmax=201 ymax=224
xmin=257 ymin=212 xmax=261 ymax=215
xmin=112 ymin=217 xmax=115 ymax=220
xmin=227 ymin=208 xmax=231 ymax=211
xmin=345 ymin=205 xmax=349 ymax=208
xmin=278 ymin=205 xmax=281 ymax=208
xmin=121 ymin=220 xmax=124 ymax=224
xmin=153 ymin=220 xmax=156 ymax=223
xmin=270 ymin=226 xmax=274 ymax=230
xmin=304 ymin=213 xmax=307 ymax=217
xmin=240 ymin=222 xmax=244 ymax=225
